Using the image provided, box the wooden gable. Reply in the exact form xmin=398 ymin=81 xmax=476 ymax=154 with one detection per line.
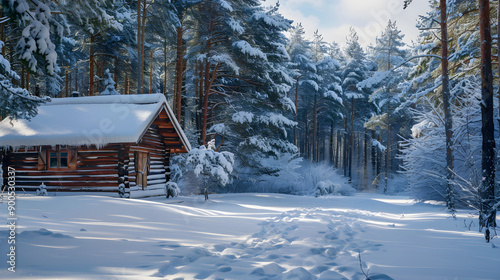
xmin=151 ymin=109 xmax=189 ymax=153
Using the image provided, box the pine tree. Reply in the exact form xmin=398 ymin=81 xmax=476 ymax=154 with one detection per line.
xmin=100 ymin=69 xmax=119 ymax=95
xmin=287 ymin=23 xmax=318 ymax=160
xmin=360 ymin=20 xmax=409 ymax=191
xmin=478 ymin=0 xmax=496 ymax=240
xmin=341 ymin=27 xmax=375 ymax=182
xmin=0 ymin=0 xmax=58 ymax=119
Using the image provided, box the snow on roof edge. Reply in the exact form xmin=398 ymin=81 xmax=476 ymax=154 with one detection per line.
xmin=0 ymin=93 xmax=192 ymax=152
xmin=46 ymin=93 xmax=166 ymax=105
xmin=161 ymin=102 xmax=192 ymax=152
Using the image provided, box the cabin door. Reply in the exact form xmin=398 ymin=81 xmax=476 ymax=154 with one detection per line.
xmin=135 ymin=152 xmax=149 ymax=190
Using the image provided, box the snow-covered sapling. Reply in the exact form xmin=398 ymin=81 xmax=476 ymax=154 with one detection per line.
xmin=100 ymin=69 xmax=119 ymax=95
xmin=36 ymin=183 xmax=48 ymax=196
xmin=315 ymin=180 xmax=354 ymax=197
xmin=165 ymin=181 xmax=180 ymax=198
xmin=173 ymin=144 xmax=234 ymax=200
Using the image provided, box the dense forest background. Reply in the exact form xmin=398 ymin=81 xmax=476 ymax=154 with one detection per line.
xmin=1 ymin=0 xmax=499 ymax=215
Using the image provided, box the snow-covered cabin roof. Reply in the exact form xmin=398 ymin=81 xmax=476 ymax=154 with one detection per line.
xmin=0 ymin=94 xmax=191 ymax=151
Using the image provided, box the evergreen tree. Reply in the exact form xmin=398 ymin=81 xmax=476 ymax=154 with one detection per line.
xmin=287 ymin=23 xmax=319 ymax=159
xmin=227 ymin=1 xmax=298 ymax=185
xmin=360 ymin=20 xmax=410 ymax=191
xmin=341 ymin=27 xmax=375 ymax=182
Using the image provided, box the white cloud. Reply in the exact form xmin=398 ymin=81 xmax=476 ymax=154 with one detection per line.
xmin=262 ymin=0 xmax=431 ymax=47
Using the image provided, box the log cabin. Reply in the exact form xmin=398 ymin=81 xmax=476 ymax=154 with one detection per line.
xmin=0 ymin=94 xmax=191 ymax=198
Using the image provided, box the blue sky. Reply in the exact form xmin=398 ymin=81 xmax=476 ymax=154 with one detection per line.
xmin=262 ymin=0 xmax=431 ymax=47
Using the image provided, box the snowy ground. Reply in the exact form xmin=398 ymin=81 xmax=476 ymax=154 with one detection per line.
xmin=0 ymin=192 xmax=498 ymax=279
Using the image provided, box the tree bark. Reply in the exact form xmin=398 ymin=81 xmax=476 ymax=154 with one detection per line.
xmin=294 ymin=76 xmax=300 ymax=148
xmin=440 ymin=0 xmax=455 ymax=211
xmin=371 ymin=130 xmax=376 ymax=182
xmin=377 ymin=132 xmax=381 ymax=178
xmin=89 ymin=35 xmax=95 ymax=96
xmin=163 ymin=39 xmax=167 ymax=95
xmin=75 ymin=67 xmax=78 ymax=93
xmin=349 ymin=98 xmax=354 ymax=182
xmin=175 ymin=25 xmax=184 ymax=120
xmin=313 ymin=95 xmax=318 ymax=162
xmin=385 ymin=123 xmax=390 ymax=193
xmin=478 ymin=0 xmax=497 ymax=234
xmin=498 ymin=0 xmax=500 ymax=133
xmin=343 ymin=118 xmax=348 ymax=177
xmin=330 ymin=122 xmax=334 ymax=164
xmin=137 ymin=0 xmax=142 ymax=95
xmin=64 ymin=67 xmax=68 ymax=98
xmin=140 ymin=3 xmax=147 ymax=94
xmin=150 ymin=49 xmax=154 ymax=94
xmin=363 ymin=128 xmax=368 ymax=189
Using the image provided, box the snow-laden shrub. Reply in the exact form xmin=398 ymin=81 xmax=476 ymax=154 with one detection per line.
xmin=228 ymin=153 xmax=303 ymax=194
xmin=171 ymin=145 xmax=235 ymax=195
xmin=100 ymin=69 xmax=119 ymax=95
xmin=299 ymin=161 xmax=352 ymax=196
xmin=315 ymin=180 xmax=355 ymax=197
xmin=233 ymin=159 xmax=353 ymax=197
xmin=36 ymin=183 xmax=48 ymax=196
xmin=165 ymin=181 xmax=180 ymax=198
xmin=400 ymin=77 xmax=492 ymax=207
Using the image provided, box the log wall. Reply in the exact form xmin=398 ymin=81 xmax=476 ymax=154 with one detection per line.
xmin=2 ymin=109 xmax=180 ymax=195
xmin=128 ymin=126 xmax=169 ymax=193
xmin=9 ymin=145 xmax=121 ymax=191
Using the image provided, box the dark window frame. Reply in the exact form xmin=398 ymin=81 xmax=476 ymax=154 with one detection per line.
xmin=46 ymin=146 xmax=71 ymax=170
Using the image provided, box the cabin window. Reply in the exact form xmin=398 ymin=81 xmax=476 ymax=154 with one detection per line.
xmin=47 ymin=147 xmax=70 ymax=170
xmin=39 ymin=146 xmax=77 ymax=171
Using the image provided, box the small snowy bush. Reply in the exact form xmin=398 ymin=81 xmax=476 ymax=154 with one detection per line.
xmin=36 ymin=183 xmax=48 ymax=196
xmin=316 ymin=180 xmax=355 ymax=197
xmin=165 ymin=181 xmax=180 ymax=198
xmin=234 ymin=159 xmax=354 ymax=197
xmin=299 ymin=162 xmax=352 ymax=196
xmin=100 ymin=69 xmax=119 ymax=95
xmin=171 ymin=145 xmax=235 ymax=195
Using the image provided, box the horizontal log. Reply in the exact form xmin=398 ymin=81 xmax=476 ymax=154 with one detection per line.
xmin=156 ymin=123 xmax=175 ymax=129
xmin=17 ymin=170 xmax=117 ymax=177
xmin=14 ymin=186 xmax=118 ymax=192
xmin=16 ymin=181 xmax=118 ymax=188
xmin=74 ymin=164 xmax=117 ymax=169
xmin=16 ymin=176 xmax=117 ymax=182
xmin=129 ymin=146 xmax=165 ymax=153
xmin=158 ymin=132 xmax=180 ymax=138
xmin=79 ymin=154 xmax=117 ymax=159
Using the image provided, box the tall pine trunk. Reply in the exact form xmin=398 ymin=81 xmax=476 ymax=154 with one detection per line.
xmin=330 ymin=122 xmax=334 ymax=164
xmin=140 ymin=4 xmax=147 ymax=94
xmin=363 ymin=128 xmax=368 ymax=189
xmin=343 ymin=118 xmax=348 ymax=177
xmin=371 ymin=130 xmax=377 ymax=182
xmin=175 ymin=25 xmax=184 ymax=120
xmin=478 ymin=0 xmax=497 ymax=237
xmin=137 ymin=0 xmax=142 ymax=95
xmin=89 ymin=35 xmax=95 ymax=96
xmin=313 ymin=95 xmax=318 ymax=162
xmin=385 ymin=123 xmax=390 ymax=194
xmin=349 ymin=98 xmax=354 ymax=182
xmin=440 ymin=0 xmax=455 ymax=212
xmin=294 ymin=76 xmax=300 ymax=148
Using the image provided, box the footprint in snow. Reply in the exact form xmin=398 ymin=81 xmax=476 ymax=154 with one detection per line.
xmin=250 ymin=262 xmax=285 ymax=276
xmin=282 ymin=267 xmax=316 ymax=280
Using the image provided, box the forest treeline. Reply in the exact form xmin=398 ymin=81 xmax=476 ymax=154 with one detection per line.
xmin=0 ymin=0 xmax=499 ymax=232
